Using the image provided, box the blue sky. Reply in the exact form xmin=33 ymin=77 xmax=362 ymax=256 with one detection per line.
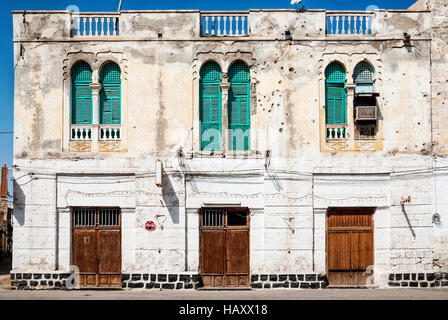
xmin=0 ymin=0 xmax=416 ymax=198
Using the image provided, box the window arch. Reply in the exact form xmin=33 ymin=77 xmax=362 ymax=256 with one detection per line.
xmin=199 ymin=61 xmax=222 ymax=151
xmin=325 ymin=62 xmax=346 ymax=125
xmin=353 ymin=62 xmax=374 ymax=93
xmin=99 ymin=62 xmax=121 ymax=125
xmin=71 ymin=61 xmax=93 ymax=124
xmin=228 ymin=61 xmax=250 ymax=151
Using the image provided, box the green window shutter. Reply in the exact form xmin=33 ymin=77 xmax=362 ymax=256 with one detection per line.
xmin=325 ymin=63 xmax=346 ymax=125
xmin=72 ymin=85 xmax=93 ymax=124
xmin=325 ymin=84 xmax=346 ymax=124
xmin=228 ymin=62 xmax=250 ymax=151
xmin=100 ymin=63 xmax=121 ymax=125
xmin=71 ymin=62 xmax=92 ymax=124
xmin=199 ymin=62 xmax=222 ymax=151
xmin=83 ymin=98 xmax=92 ymax=124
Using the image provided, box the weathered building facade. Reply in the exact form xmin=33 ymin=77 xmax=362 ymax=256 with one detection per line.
xmin=10 ymin=0 xmax=448 ymax=290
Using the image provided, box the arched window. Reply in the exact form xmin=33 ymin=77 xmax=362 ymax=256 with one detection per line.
xmin=71 ymin=61 xmax=93 ymax=124
xmin=353 ymin=62 xmax=374 ymax=94
xmin=325 ymin=62 xmax=346 ymax=125
xmin=199 ymin=62 xmax=222 ymax=151
xmin=228 ymin=61 xmax=250 ymax=151
xmin=99 ymin=62 xmax=121 ymax=125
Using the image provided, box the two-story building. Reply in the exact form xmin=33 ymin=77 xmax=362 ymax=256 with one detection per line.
xmin=10 ymin=0 xmax=448 ymax=290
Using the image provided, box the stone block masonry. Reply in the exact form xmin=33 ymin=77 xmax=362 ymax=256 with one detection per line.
xmin=388 ymin=273 xmax=448 ymax=288
xmin=250 ymin=273 xmax=328 ymax=289
xmin=10 ymin=272 xmax=71 ymax=290
xmin=9 ymin=272 xmax=328 ymax=290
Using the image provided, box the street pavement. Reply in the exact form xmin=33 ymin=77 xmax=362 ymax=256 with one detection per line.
xmin=0 ymin=287 xmax=447 ymax=300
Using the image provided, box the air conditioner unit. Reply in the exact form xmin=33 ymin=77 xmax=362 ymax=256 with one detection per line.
xmin=355 ymin=106 xmax=377 ymax=121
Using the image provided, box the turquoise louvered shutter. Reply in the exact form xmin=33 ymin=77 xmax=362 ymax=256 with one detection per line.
xmin=71 ymin=62 xmax=93 ymax=124
xmin=100 ymin=85 xmax=121 ymax=124
xmin=228 ymin=62 xmax=250 ymax=151
xmin=100 ymin=63 xmax=121 ymax=125
xmin=325 ymin=63 xmax=347 ymax=125
xmin=325 ymin=84 xmax=346 ymax=124
xmin=200 ymin=62 xmax=222 ymax=151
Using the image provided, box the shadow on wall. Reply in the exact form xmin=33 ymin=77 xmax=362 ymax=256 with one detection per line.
xmin=162 ymin=173 xmax=179 ymax=225
xmin=401 ymin=204 xmax=416 ymax=239
xmin=13 ymin=180 xmax=25 ymax=227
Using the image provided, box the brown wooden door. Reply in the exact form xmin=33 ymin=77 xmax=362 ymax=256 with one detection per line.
xmin=200 ymin=209 xmax=250 ymax=288
xmin=326 ymin=208 xmax=374 ymax=286
xmin=72 ymin=208 xmax=121 ymax=288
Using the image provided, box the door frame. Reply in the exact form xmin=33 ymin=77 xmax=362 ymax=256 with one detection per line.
xmin=199 ymin=207 xmax=250 ymax=287
xmin=71 ymin=207 xmax=122 ymax=288
xmin=325 ymin=207 xmax=375 ymax=286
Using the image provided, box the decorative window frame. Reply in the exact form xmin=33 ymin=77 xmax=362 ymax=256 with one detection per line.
xmin=62 ymin=50 xmax=128 ymax=153
xmin=318 ymin=52 xmax=383 ymax=152
xmin=192 ymin=50 xmax=258 ymax=157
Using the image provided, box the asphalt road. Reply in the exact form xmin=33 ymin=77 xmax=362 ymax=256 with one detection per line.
xmin=0 ymin=288 xmax=447 ymax=300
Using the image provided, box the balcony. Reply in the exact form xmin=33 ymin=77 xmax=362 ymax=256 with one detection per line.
xmin=326 ymin=11 xmax=373 ymax=36
xmin=72 ymin=13 xmax=120 ymax=37
xmin=200 ymin=12 xmax=249 ymax=37
xmin=13 ymin=9 xmax=430 ymax=41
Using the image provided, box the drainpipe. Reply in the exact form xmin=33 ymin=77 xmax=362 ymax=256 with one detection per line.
xmin=184 ymin=172 xmax=188 ymax=271
xmin=312 ymin=173 xmax=315 ymax=272
xmin=55 ymin=174 xmax=59 ymax=271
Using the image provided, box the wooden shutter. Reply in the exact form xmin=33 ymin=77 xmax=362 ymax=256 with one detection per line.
xmin=71 ymin=62 xmax=93 ymax=124
xmin=325 ymin=83 xmax=346 ymax=124
xmin=100 ymin=85 xmax=121 ymax=124
xmin=228 ymin=62 xmax=250 ymax=151
xmin=200 ymin=62 xmax=222 ymax=151
xmin=100 ymin=63 xmax=121 ymax=125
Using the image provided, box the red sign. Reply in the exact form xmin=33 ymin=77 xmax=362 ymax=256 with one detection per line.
xmin=145 ymin=221 xmax=156 ymax=231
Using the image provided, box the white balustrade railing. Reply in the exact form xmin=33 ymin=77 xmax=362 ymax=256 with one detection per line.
xmin=201 ymin=12 xmax=249 ymax=37
xmin=71 ymin=125 xmax=92 ymax=141
xmin=326 ymin=124 xmax=348 ymax=139
xmin=326 ymin=12 xmax=373 ymax=36
xmin=99 ymin=125 xmax=121 ymax=141
xmin=72 ymin=14 xmax=120 ymax=37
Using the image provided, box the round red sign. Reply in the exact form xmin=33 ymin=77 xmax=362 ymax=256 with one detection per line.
xmin=145 ymin=221 xmax=156 ymax=231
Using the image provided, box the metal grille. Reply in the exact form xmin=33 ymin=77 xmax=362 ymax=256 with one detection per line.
xmin=202 ymin=210 xmax=224 ymax=227
xmin=73 ymin=208 xmax=120 ymax=227
xmin=325 ymin=62 xmax=346 ymax=83
xmin=356 ymin=125 xmax=376 ymax=140
xmin=354 ymin=62 xmax=374 ymax=83
xmin=200 ymin=62 xmax=222 ymax=82
xmin=98 ymin=208 xmax=120 ymax=226
xmin=71 ymin=61 xmax=93 ymax=83
xmin=229 ymin=61 xmax=250 ymax=82
xmin=73 ymin=208 xmax=96 ymax=226
xmin=100 ymin=62 xmax=121 ymax=84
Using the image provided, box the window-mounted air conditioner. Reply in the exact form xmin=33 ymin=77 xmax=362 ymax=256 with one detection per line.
xmin=355 ymin=106 xmax=377 ymax=121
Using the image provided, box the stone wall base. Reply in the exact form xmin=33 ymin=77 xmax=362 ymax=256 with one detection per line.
xmin=250 ymin=273 xmax=328 ymax=289
xmin=10 ymin=272 xmax=70 ymax=290
xmin=388 ymin=272 xmax=448 ymax=288
xmin=12 ymin=272 xmax=448 ymax=290
xmin=9 ymin=272 xmax=328 ymax=290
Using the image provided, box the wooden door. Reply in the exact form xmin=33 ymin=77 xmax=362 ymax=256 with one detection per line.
xmin=200 ymin=209 xmax=250 ymax=288
xmin=326 ymin=208 xmax=374 ymax=286
xmin=72 ymin=208 xmax=121 ymax=288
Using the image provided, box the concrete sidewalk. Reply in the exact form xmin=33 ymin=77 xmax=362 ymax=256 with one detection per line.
xmin=0 ymin=288 xmax=447 ymax=300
